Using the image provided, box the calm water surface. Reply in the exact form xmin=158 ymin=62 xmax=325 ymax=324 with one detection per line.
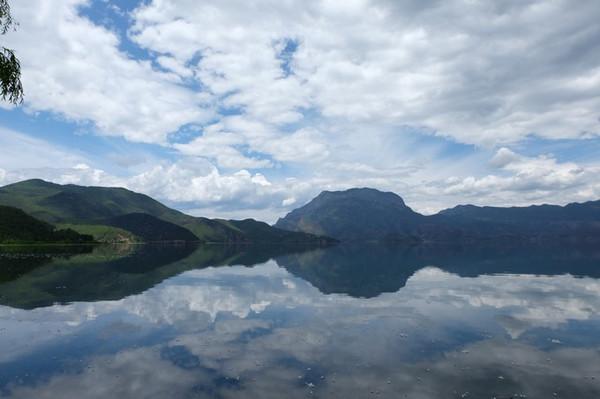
xmin=0 ymin=243 xmax=599 ymax=398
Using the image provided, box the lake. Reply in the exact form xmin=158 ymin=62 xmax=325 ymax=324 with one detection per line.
xmin=1 ymin=243 xmax=599 ymax=398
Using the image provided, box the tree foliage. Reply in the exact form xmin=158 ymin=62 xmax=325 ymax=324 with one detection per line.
xmin=0 ymin=0 xmax=23 ymax=104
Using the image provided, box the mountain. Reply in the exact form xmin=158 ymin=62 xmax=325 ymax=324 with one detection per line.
xmin=439 ymin=201 xmax=600 ymax=223
xmin=431 ymin=200 xmax=600 ymax=241
xmin=0 ymin=179 xmax=333 ymax=244
xmin=105 ymin=213 xmax=199 ymax=242
xmin=275 ymin=188 xmax=600 ymax=242
xmin=275 ymin=188 xmax=425 ymax=241
xmin=0 ymin=205 xmax=94 ymax=244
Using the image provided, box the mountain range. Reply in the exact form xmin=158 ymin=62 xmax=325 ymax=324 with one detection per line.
xmin=1 ymin=180 xmax=598 ymax=244
xmin=276 ymin=187 xmax=600 ymax=243
xmin=0 ymin=179 xmax=333 ymax=244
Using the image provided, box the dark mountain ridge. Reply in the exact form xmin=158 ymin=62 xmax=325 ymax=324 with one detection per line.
xmin=276 ymin=187 xmax=600 ymax=242
xmin=276 ymin=188 xmax=425 ymax=241
xmin=440 ymin=200 xmax=600 ymax=223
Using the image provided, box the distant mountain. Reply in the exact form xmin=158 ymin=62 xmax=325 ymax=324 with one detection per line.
xmin=0 ymin=205 xmax=94 ymax=244
xmin=439 ymin=201 xmax=600 ymax=223
xmin=276 ymin=188 xmax=600 ymax=243
xmin=275 ymin=188 xmax=425 ymax=241
xmin=0 ymin=179 xmax=333 ymax=244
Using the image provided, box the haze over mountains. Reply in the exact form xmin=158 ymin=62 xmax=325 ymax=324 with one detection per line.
xmin=276 ymin=188 xmax=600 ymax=243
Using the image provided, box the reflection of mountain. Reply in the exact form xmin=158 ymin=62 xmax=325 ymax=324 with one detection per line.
xmin=276 ymin=244 xmax=423 ymax=298
xmin=0 ymin=245 xmax=94 ymax=283
xmin=0 ymin=244 xmax=321 ymax=309
xmin=276 ymin=243 xmax=600 ymax=298
xmin=3 ymin=242 xmax=599 ymax=308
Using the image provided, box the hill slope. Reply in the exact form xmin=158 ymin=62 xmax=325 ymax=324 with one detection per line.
xmin=0 ymin=205 xmax=94 ymax=244
xmin=106 ymin=213 xmax=200 ymax=242
xmin=276 ymin=188 xmax=600 ymax=242
xmin=0 ymin=179 xmax=332 ymax=243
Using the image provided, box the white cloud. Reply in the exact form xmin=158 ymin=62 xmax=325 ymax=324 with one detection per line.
xmin=5 ymin=0 xmax=213 ymax=144
xmin=130 ymin=0 xmax=600 ymax=147
xmin=126 ymin=160 xmax=281 ymax=207
xmin=258 ymin=128 xmax=330 ymax=162
xmin=439 ymin=147 xmax=600 ymax=205
xmin=174 ymin=130 xmax=273 ymax=169
xmin=489 ymin=147 xmax=522 ymax=168
xmin=0 ymin=127 xmax=90 ymax=170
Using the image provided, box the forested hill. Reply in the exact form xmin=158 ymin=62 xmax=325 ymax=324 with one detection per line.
xmin=0 ymin=205 xmax=94 ymax=244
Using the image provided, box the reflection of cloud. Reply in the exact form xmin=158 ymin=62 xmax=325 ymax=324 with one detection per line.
xmin=5 ymin=347 xmax=200 ymax=399
xmin=2 ymin=264 xmax=600 ymax=364
xmin=409 ymin=267 xmax=600 ymax=336
xmin=5 ymin=333 xmax=600 ymax=399
xmin=2 ymin=262 xmax=600 ymax=397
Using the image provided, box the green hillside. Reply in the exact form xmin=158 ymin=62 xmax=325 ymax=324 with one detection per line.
xmin=0 ymin=205 xmax=94 ymax=244
xmin=106 ymin=213 xmax=199 ymax=242
xmin=0 ymin=179 xmax=332 ymax=243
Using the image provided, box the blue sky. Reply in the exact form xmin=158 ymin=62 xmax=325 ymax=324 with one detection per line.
xmin=1 ymin=0 xmax=599 ymax=222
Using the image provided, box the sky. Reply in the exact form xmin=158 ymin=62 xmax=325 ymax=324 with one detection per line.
xmin=1 ymin=0 xmax=599 ymax=223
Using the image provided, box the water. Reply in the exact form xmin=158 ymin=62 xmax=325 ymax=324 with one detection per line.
xmin=0 ymin=243 xmax=599 ymax=398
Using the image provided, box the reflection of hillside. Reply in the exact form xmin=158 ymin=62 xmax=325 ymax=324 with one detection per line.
xmin=276 ymin=243 xmax=600 ymax=298
xmin=0 ymin=243 xmax=324 ymax=309
xmin=0 ymin=244 xmax=197 ymax=309
xmin=0 ymin=245 xmax=94 ymax=283
xmin=428 ymin=243 xmax=600 ymax=277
